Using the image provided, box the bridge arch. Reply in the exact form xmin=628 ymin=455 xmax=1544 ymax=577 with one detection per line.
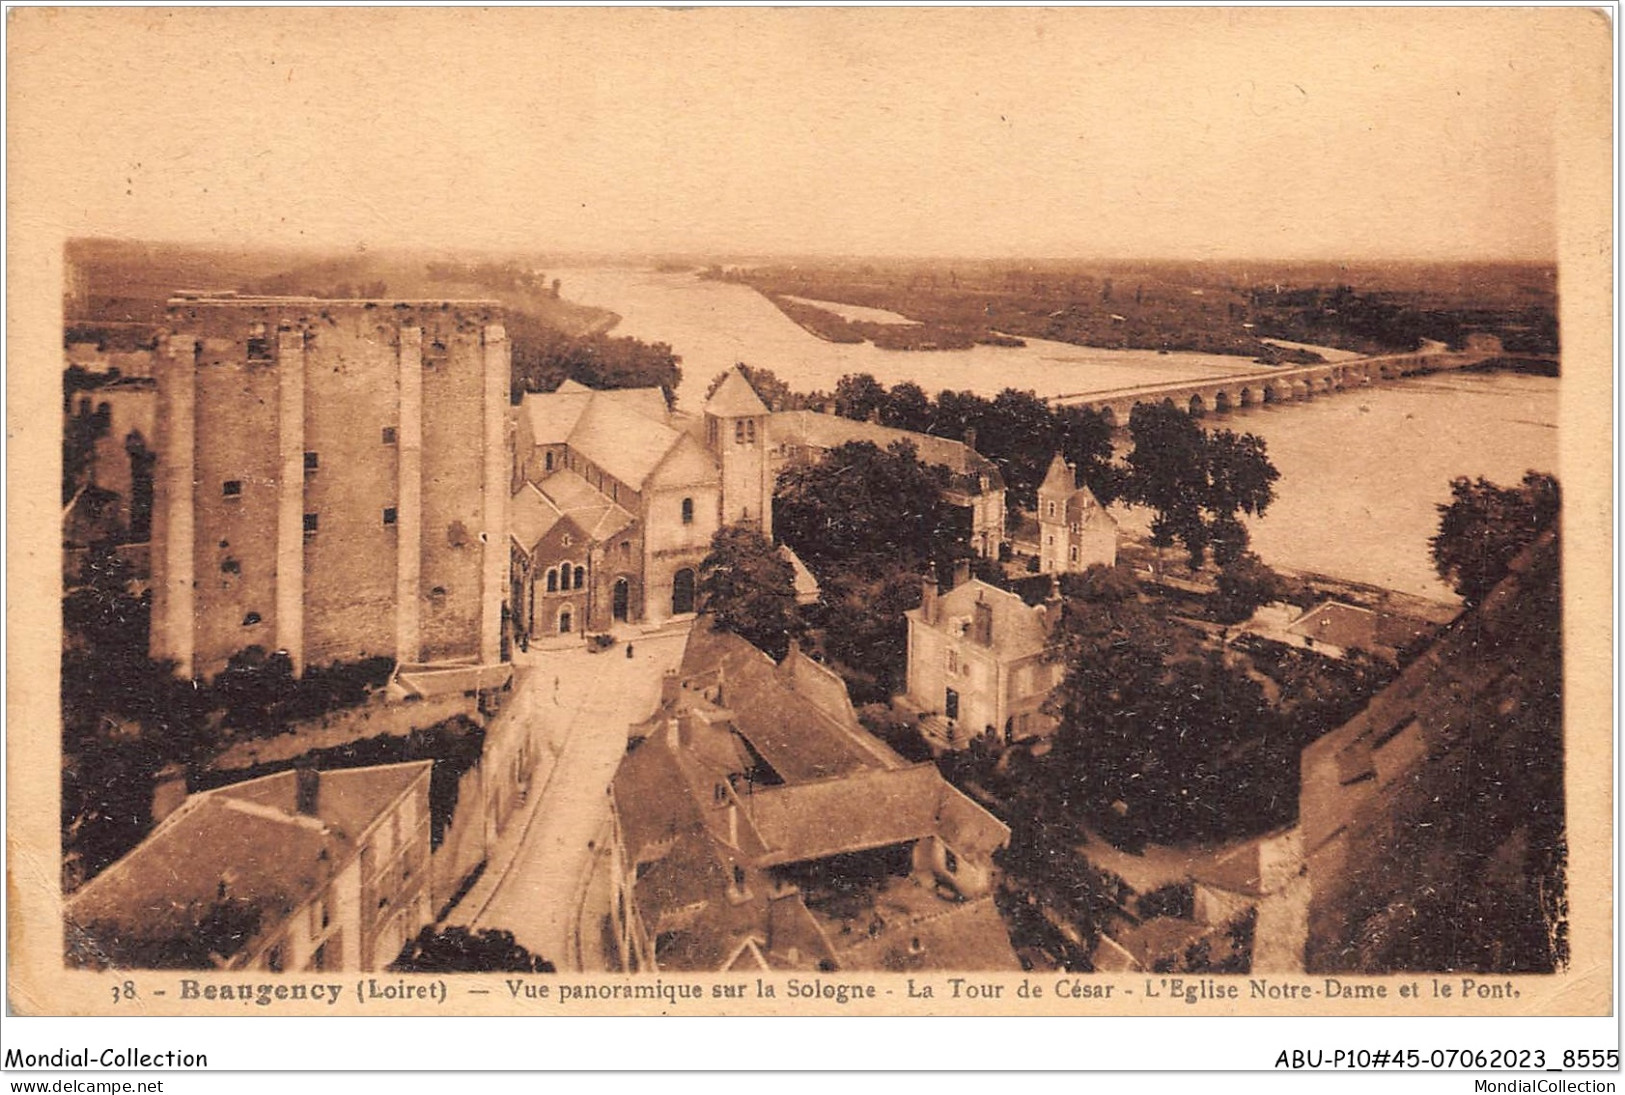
xmin=1239 ymin=387 xmax=1254 ymax=408
xmin=1214 ymin=389 xmax=1233 ymax=414
xmin=1188 ymin=393 xmax=1207 ymax=417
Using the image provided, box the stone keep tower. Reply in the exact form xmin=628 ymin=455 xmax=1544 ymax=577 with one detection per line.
xmin=1036 ymin=453 xmax=1076 ymax=575
xmin=703 ymin=366 xmax=774 ymax=539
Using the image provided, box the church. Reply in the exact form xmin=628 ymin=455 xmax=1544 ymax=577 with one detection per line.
xmin=509 ymin=369 xmax=773 ymax=642
xmin=509 ymin=366 xmax=1007 ymax=645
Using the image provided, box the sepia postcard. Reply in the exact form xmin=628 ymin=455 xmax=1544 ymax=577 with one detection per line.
xmin=3 ymin=5 xmax=1615 ymax=1044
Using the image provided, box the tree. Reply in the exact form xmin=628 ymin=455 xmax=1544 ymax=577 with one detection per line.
xmin=773 ymin=440 xmax=963 ymax=571
xmin=1204 ymin=429 xmax=1279 ymax=535
xmin=1055 ymin=405 xmax=1119 ymax=504
xmin=508 ymin=314 xmax=682 ymax=407
xmin=1125 ymin=402 xmax=1209 ymax=565
xmin=880 ymin=380 xmax=933 ymax=433
xmin=1042 ymin=567 xmax=1281 ymax=843
xmin=832 ymin=373 xmax=888 ymax=422
xmin=978 ymin=389 xmax=1061 ymax=512
xmin=698 ymin=524 xmax=803 ymax=661
xmin=773 ymin=440 xmax=972 ymax=704
xmin=1213 ymin=552 xmax=1285 ymax=624
xmin=1430 ymin=472 xmax=1560 ymax=606
xmin=392 ymin=926 xmax=555 ymax=973
xmin=931 ymin=388 xmax=985 ymax=442
xmin=1124 ymin=404 xmax=1279 ymax=568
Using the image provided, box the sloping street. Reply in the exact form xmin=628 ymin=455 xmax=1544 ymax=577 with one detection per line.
xmin=454 ymin=626 xmax=690 ymax=968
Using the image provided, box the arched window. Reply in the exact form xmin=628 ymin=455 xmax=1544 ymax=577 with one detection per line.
xmin=573 ymin=565 xmax=586 ymax=590
xmin=1047 ymin=501 xmax=1056 ymax=518
xmin=545 ymin=568 xmax=558 ymax=593
xmin=558 ymin=607 xmax=573 ymax=634
xmin=681 ymin=497 xmax=694 ymax=525
xmin=672 ymin=568 xmax=696 ymax=615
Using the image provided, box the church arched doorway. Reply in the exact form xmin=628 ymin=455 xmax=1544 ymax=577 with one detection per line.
xmin=613 ymin=577 xmax=630 ymax=622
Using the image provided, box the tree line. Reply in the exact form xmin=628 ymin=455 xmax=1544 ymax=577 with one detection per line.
xmin=719 ymin=365 xmax=1280 ymax=568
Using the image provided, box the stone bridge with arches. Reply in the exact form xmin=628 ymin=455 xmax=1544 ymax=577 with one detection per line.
xmin=1047 ymin=345 xmax=1498 ymax=427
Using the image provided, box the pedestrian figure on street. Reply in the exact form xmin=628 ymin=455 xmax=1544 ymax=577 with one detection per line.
xmin=626 ymin=643 xmax=635 ymax=659
xmin=553 ymin=675 xmax=560 ymax=704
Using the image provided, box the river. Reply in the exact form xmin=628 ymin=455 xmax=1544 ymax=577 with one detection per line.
xmin=554 ymin=267 xmax=1559 ymax=603
xmin=556 ymin=267 xmax=1286 ymax=410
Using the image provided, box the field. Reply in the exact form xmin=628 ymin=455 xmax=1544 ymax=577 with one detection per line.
xmin=705 ymin=258 xmax=1558 ymax=361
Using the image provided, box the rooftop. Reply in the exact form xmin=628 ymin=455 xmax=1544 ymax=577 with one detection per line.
xmin=65 ymin=762 xmax=431 ymax=969
xmin=770 ymin=410 xmax=1002 ymax=484
xmin=704 ymin=366 xmax=771 ymax=418
xmin=911 ymin=577 xmax=1057 ymax=661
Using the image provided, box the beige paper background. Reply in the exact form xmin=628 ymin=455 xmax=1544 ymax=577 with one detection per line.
xmin=5 ymin=7 xmax=1613 ymax=1018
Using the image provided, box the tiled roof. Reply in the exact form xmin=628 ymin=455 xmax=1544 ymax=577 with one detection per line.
xmin=66 ymin=763 xmax=429 ymax=968
xmin=521 ymin=389 xmax=594 ymax=446
xmin=520 ymin=384 xmax=672 ymax=460
xmin=912 ymin=578 xmax=1055 ymax=661
xmin=833 ymin=893 xmax=1021 ymax=971
xmin=1065 ymin=486 xmax=1116 ymax=531
xmin=509 ymin=483 xmax=563 ymax=551
xmin=535 ymin=468 xmax=635 ymax=544
xmin=567 ymin=397 xmax=686 ymax=490
xmin=769 ymin=411 xmax=1000 ymax=482
xmin=722 ymin=664 xmax=881 ymax=783
xmin=1040 ymin=453 xmax=1076 ymax=495
xmin=615 ymin=624 xmax=1013 ymax=971
xmin=1288 ymin=600 xmax=1432 ymax=653
xmin=746 ymin=766 xmax=949 ymax=866
xmin=704 ymin=367 xmax=770 ymax=418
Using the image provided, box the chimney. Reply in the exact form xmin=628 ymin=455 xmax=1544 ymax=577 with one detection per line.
xmin=964 ymin=427 xmax=977 ymax=453
xmin=973 ymin=599 xmax=994 ymax=647
xmin=295 ymin=767 xmax=320 ymax=816
xmin=660 ymin=667 xmax=680 ymax=706
xmin=952 ymin=558 xmax=971 ymax=590
xmin=921 ymin=563 xmax=939 ymax=626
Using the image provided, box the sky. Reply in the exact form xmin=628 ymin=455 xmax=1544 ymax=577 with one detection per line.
xmin=8 ymin=7 xmax=1604 ymax=262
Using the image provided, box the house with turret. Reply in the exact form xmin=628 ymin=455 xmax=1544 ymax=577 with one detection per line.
xmin=1036 ymin=453 xmax=1117 ymax=574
